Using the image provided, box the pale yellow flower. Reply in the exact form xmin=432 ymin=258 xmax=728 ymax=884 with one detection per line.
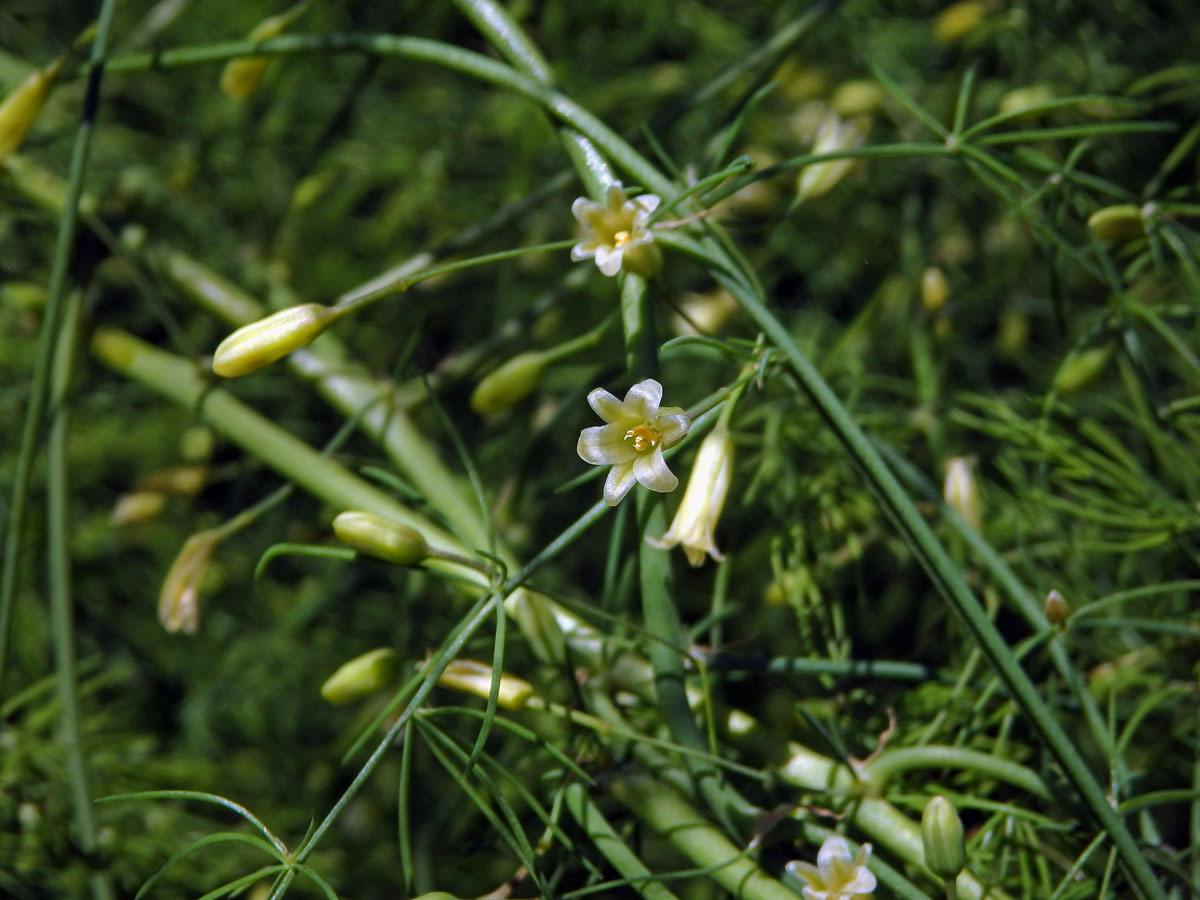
xmin=798 ymin=111 xmax=870 ymax=202
xmin=577 ymin=379 xmax=690 ymax=506
xmin=786 ymin=835 xmax=876 ymax=900
xmin=942 ymin=456 xmax=980 ymax=531
xmin=570 ymin=181 xmax=663 ymax=278
xmin=648 ymin=424 xmax=732 ymax=566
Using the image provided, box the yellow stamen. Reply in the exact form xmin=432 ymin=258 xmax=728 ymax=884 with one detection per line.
xmin=613 ymin=230 xmax=633 ymax=247
xmin=624 ymin=424 xmax=660 ymax=452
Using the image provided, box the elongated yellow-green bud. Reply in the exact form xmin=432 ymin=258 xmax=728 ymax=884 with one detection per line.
xmin=921 ymin=795 xmax=966 ymax=878
xmin=437 ymin=659 xmax=535 ymax=710
xmin=471 ymin=351 xmax=548 ymax=415
xmin=1087 ymin=204 xmax=1144 ymax=243
xmin=933 ymin=0 xmax=986 ymax=44
xmin=999 ymin=84 xmax=1054 ymax=118
xmin=943 ymin=456 xmax=980 ymax=532
xmin=921 ymin=266 xmax=949 ymax=313
xmin=112 ymin=491 xmax=166 ymax=525
xmin=320 ymin=648 xmax=398 ymax=705
xmin=220 ymin=13 xmax=290 ymax=99
xmin=332 ymin=511 xmax=428 ymax=566
xmin=1055 ymin=345 xmax=1112 ymax=395
xmin=0 ymin=54 xmax=66 ymax=165
xmin=831 ymin=80 xmax=884 ymax=117
xmin=159 ymin=530 xmax=222 ymax=634
xmin=211 ymin=303 xmax=333 ymax=377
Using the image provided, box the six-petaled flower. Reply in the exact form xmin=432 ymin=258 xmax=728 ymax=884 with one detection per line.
xmin=577 ymin=379 xmax=690 ymax=506
xmin=570 ymin=181 xmax=664 ymax=278
xmin=786 ymin=835 xmax=876 ymax=900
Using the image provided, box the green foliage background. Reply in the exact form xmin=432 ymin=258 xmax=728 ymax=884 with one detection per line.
xmin=2 ymin=1 xmax=1199 ymax=898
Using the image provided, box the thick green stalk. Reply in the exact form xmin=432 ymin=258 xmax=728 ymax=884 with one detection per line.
xmin=610 ymin=773 xmax=797 ymax=900
xmin=562 ymin=782 xmax=681 ymax=900
xmin=91 ymin=329 xmax=479 ymax=573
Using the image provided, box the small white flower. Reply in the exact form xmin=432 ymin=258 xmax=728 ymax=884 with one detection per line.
xmin=648 ymin=424 xmax=733 ymax=566
xmin=577 ymin=379 xmax=690 ymax=506
xmin=786 ymin=835 xmax=876 ymax=900
xmin=570 ymin=181 xmax=663 ymax=278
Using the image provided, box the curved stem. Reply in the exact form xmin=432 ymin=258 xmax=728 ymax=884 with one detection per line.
xmin=860 ymin=746 xmax=1051 ymax=800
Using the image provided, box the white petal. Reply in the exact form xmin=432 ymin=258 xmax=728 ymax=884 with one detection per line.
xmin=631 ymin=193 xmax=661 ymax=220
xmin=786 ymin=861 xmax=824 ymax=890
xmin=587 ymin=388 xmax=629 ymax=423
xmin=623 ymin=379 xmax=663 ymax=419
xmin=604 ymin=462 xmax=637 ymax=506
xmin=572 ymin=196 xmax=602 ymax=225
xmin=594 ymin=244 xmax=624 ymax=276
xmin=633 ymin=447 xmax=678 ymax=493
xmin=571 ymin=241 xmax=597 ymax=261
xmin=655 ymin=411 xmax=691 ymax=447
xmin=842 ymin=868 xmax=876 ymax=895
xmin=605 ymin=181 xmax=627 ymax=210
xmin=577 ymin=424 xmax=637 ymax=465
xmin=817 ymin=835 xmax=854 ymax=871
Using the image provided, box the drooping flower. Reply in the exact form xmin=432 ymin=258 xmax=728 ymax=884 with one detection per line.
xmin=648 ymin=424 xmax=733 ymax=566
xmin=577 ymin=379 xmax=690 ymax=506
xmin=942 ymin=456 xmax=980 ymax=531
xmin=570 ymin=181 xmax=663 ymax=278
xmin=797 ymin=111 xmax=870 ymax=202
xmin=159 ymin=530 xmax=222 ymax=634
xmin=786 ymin=835 xmax=876 ymax=900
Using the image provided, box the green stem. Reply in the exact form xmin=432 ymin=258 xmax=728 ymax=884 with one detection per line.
xmin=562 ymin=782 xmax=681 ymax=900
xmin=860 ymin=746 xmax=1050 ymax=800
xmin=48 ymin=291 xmax=115 ymax=900
xmin=715 ymin=271 xmax=1163 ymax=900
xmin=91 ymin=328 xmax=480 ymax=577
xmin=610 ymin=773 xmax=797 ymax=900
xmin=778 ymin=743 xmax=1014 ymax=900
xmin=0 ymin=0 xmax=118 ymax=701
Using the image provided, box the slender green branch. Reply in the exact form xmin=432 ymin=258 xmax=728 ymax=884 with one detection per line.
xmin=860 ymin=746 xmax=1051 ymax=799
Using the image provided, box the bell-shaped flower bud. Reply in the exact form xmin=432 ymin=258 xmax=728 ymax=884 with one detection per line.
xmin=943 ymin=456 xmax=980 ymax=532
xmin=648 ymin=424 xmax=734 ymax=566
xmin=1044 ymin=589 xmax=1070 ymax=627
xmin=0 ymin=54 xmax=66 ymax=165
xmin=332 ymin=511 xmax=428 ymax=566
xmin=921 ymin=795 xmax=966 ymax=879
xmin=159 ymin=530 xmax=222 ymax=634
xmin=798 ymin=111 xmax=870 ymax=202
xmin=471 ymin=351 xmax=549 ymax=415
xmin=437 ymin=659 xmax=535 ymax=711
xmin=212 ymin=303 xmax=333 ymax=377
xmin=320 ymin=647 xmax=398 ymax=705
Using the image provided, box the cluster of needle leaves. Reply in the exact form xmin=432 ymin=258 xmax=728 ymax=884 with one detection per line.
xmin=2 ymin=1 xmax=1199 ymax=899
